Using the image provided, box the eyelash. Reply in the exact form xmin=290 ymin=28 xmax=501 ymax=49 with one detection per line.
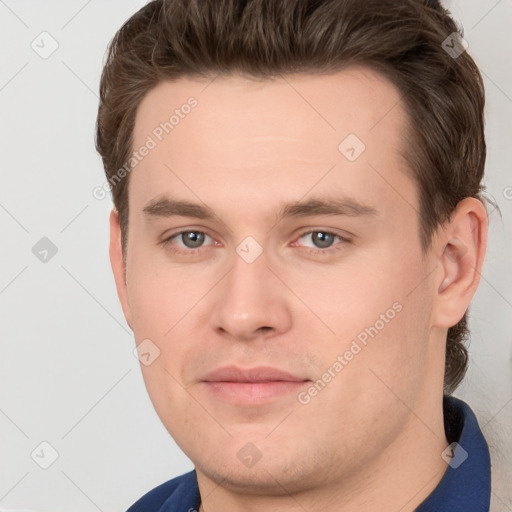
xmin=160 ymin=229 xmax=351 ymax=257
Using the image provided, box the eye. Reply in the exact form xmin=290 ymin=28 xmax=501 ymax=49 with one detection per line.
xmin=179 ymin=231 xmax=208 ymax=249
xmin=162 ymin=230 xmax=215 ymax=253
xmin=161 ymin=229 xmax=351 ymax=257
xmin=295 ymin=230 xmax=350 ymax=253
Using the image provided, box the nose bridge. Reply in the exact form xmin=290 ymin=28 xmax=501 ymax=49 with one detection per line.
xmin=210 ymin=244 xmax=292 ymax=340
xmin=228 ymin=247 xmax=269 ymax=304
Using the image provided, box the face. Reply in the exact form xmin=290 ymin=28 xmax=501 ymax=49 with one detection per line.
xmin=114 ymin=69 xmax=446 ymax=494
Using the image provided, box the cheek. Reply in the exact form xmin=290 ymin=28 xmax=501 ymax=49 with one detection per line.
xmin=304 ymin=244 xmax=432 ymax=383
xmin=139 ymin=358 xmax=208 ymax=458
xmin=347 ymin=266 xmax=433 ymax=401
xmin=125 ymin=261 xmax=185 ymax=389
xmin=289 ymin=248 xmax=412 ymax=339
xmin=126 ymin=250 xmax=198 ymax=337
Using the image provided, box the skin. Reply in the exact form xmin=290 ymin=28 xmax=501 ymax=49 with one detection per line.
xmin=109 ymin=68 xmax=487 ymax=511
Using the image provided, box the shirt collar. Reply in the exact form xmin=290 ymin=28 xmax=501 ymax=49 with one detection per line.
xmin=416 ymin=395 xmax=491 ymax=511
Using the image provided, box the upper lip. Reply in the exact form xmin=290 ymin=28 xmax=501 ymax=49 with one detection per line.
xmin=202 ymin=366 xmax=308 ymax=383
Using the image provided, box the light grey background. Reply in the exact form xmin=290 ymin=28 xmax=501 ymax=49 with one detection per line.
xmin=0 ymin=1 xmax=510 ymax=511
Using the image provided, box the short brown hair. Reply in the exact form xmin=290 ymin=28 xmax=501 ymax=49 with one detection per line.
xmin=95 ymin=0 xmax=487 ymax=394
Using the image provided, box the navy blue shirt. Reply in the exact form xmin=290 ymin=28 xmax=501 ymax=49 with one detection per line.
xmin=126 ymin=396 xmax=491 ymax=512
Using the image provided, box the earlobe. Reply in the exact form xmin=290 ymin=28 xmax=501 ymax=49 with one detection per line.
xmin=109 ymin=209 xmax=132 ymax=330
xmin=433 ymin=198 xmax=488 ymax=329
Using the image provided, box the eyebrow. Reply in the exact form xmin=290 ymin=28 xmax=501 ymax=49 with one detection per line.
xmin=279 ymin=198 xmax=378 ymax=219
xmin=142 ymin=196 xmax=378 ymax=223
xmin=143 ymin=198 xmax=215 ymax=220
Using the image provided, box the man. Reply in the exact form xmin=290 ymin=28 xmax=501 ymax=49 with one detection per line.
xmin=95 ymin=0 xmax=491 ymax=510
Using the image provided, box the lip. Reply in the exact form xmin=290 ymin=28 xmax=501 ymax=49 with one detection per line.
xmin=201 ymin=366 xmax=310 ymax=405
xmin=202 ymin=366 xmax=307 ymax=383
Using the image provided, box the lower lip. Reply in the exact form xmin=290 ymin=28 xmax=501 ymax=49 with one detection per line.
xmin=203 ymin=381 xmax=309 ymax=404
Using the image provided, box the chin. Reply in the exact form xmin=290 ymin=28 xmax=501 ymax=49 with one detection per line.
xmin=195 ymin=446 xmax=323 ymax=496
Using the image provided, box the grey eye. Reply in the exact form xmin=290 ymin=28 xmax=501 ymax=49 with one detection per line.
xmin=310 ymin=232 xmax=336 ymax=248
xmin=181 ymin=231 xmax=206 ymax=248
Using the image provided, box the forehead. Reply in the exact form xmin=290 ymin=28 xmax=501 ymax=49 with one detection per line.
xmin=129 ymin=68 xmax=415 ymax=220
xmin=134 ymin=68 xmax=405 ymax=146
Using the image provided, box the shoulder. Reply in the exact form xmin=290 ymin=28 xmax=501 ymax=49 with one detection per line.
xmin=126 ymin=470 xmax=200 ymax=512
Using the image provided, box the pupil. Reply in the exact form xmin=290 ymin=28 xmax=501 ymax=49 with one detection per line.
xmin=183 ymin=231 xmax=205 ymax=248
xmin=313 ymin=232 xmax=333 ymax=248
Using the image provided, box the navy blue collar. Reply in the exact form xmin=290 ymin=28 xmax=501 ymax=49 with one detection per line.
xmin=127 ymin=396 xmax=491 ymax=511
xmin=416 ymin=395 xmax=491 ymax=511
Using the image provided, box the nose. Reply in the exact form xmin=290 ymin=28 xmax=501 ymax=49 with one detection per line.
xmin=209 ymin=247 xmax=293 ymax=342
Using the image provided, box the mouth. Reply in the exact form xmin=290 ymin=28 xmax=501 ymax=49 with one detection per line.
xmin=200 ymin=366 xmax=310 ymax=405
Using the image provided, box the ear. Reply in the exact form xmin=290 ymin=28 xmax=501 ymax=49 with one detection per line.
xmin=109 ymin=209 xmax=132 ymax=330
xmin=432 ymin=197 xmax=488 ymax=329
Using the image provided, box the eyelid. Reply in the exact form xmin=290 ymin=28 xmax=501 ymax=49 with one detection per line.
xmin=295 ymin=228 xmax=352 ymax=241
xmin=159 ymin=224 xmax=215 ymax=241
